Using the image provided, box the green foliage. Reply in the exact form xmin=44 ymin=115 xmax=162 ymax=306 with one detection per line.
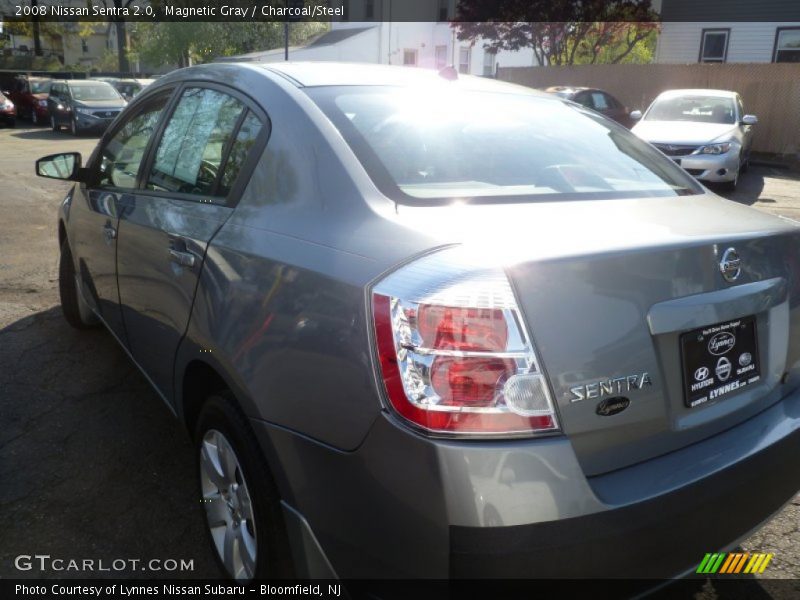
xmin=131 ymin=21 xmax=328 ymax=68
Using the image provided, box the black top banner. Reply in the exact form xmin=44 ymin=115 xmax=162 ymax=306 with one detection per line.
xmin=1 ymin=0 xmax=799 ymax=23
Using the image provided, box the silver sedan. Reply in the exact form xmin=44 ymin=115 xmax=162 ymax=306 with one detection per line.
xmin=632 ymin=89 xmax=757 ymax=190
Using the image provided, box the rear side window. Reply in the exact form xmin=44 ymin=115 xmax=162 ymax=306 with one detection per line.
xmin=146 ymin=87 xmax=246 ymax=198
xmin=218 ymin=111 xmax=263 ymax=197
xmin=96 ymin=93 xmax=171 ymax=190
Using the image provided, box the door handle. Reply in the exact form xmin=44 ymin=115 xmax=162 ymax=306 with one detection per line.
xmin=169 ymin=249 xmax=197 ymax=268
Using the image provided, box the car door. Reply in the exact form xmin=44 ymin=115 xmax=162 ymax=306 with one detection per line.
xmin=116 ymin=84 xmax=267 ymax=404
xmin=72 ymin=90 xmax=175 ymax=343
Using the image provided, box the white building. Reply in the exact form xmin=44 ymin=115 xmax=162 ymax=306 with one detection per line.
xmin=655 ymin=0 xmax=800 ymax=63
xmin=222 ymin=0 xmax=538 ymax=76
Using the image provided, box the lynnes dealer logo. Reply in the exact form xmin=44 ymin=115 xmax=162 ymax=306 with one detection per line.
xmin=708 ymin=331 xmax=736 ymax=356
xmin=696 ymin=552 xmax=773 ymax=575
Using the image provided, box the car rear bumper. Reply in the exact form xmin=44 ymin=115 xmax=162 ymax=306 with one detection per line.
xmin=252 ymin=381 xmax=800 ymax=579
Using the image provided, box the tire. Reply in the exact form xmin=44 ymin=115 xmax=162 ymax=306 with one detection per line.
xmin=70 ymin=116 xmax=79 ymax=136
xmin=31 ymin=110 xmax=38 ymax=125
xmin=8 ymin=118 xmax=15 ymax=128
xmin=195 ymin=393 xmax=294 ymax=581
xmin=51 ymin=115 xmax=59 ymax=132
xmin=58 ymin=242 xmax=99 ymax=330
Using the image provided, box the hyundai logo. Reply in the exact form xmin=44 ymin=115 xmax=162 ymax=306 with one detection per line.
xmin=694 ymin=366 xmax=710 ymax=381
xmin=719 ymin=247 xmax=742 ymax=283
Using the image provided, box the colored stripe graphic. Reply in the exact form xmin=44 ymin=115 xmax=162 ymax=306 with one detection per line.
xmin=700 ymin=552 xmax=775 ymax=574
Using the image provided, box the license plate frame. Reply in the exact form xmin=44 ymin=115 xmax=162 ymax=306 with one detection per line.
xmin=680 ymin=316 xmax=761 ymax=408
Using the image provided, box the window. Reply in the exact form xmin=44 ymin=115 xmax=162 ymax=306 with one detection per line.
xmin=590 ymin=92 xmax=609 ymax=110
xmin=699 ymin=29 xmax=729 ymax=63
xmin=364 ymin=0 xmax=374 ymax=19
xmin=644 ymin=94 xmax=736 ymax=125
xmin=147 ymin=87 xmax=246 ymax=198
xmin=773 ymin=27 xmax=800 ymax=63
xmin=96 ymin=94 xmax=170 ymax=190
xmin=81 ymin=39 xmax=88 ymax=54
xmin=437 ymin=0 xmax=449 ymax=21
xmin=435 ymin=45 xmax=448 ymax=69
xmin=308 ymin=86 xmax=702 ymax=204
xmin=458 ymin=47 xmax=471 ymax=74
xmin=482 ymin=50 xmax=496 ymax=77
xmin=218 ymin=112 xmax=264 ymax=197
xmin=403 ymin=49 xmax=418 ymax=66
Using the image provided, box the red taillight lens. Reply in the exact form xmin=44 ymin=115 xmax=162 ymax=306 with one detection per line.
xmin=372 ymin=279 xmax=558 ymax=437
xmin=430 ymin=357 xmax=515 ymax=406
xmin=418 ymin=305 xmax=508 ymax=352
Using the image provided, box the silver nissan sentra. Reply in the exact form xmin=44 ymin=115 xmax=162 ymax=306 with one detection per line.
xmin=36 ymin=62 xmax=800 ymax=582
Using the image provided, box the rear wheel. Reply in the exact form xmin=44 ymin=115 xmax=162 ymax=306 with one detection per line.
xmin=196 ymin=393 xmax=293 ymax=581
xmin=58 ymin=242 xmax=99 ymax=330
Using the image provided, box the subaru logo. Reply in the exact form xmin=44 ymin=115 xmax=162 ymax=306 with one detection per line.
xmin=719 ymin=247 xmax=742 ymax=283
xmin=694 ymin=366 xmax=710 ymax=381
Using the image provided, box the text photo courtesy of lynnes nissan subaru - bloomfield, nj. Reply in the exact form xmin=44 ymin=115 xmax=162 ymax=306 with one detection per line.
xmin=3 ymin=1 xmax=800 ymax=599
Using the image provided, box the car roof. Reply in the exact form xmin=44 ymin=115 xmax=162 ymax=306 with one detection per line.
xmin=257 ymin=61 xmax=547 ymax=96
xmin=656 ymin=88 xmax=737 ymax=98
xmin=544 ymin=86 xmax=591 ymax=94
xmin=51 ymin=79 xmax=114 ymax=86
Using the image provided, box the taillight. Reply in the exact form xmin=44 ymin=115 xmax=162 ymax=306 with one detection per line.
xmin=371 ymin=248 xmax=558 ymax=437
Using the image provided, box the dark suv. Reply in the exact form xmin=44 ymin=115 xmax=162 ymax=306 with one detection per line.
xmin=48 ymin=79 xmax=127 ymax=136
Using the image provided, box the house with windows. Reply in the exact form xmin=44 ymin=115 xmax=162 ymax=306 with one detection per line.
xmin=655 ymin=0 xmax=800 ymax=63
xmin=221 ymin=0 xmax=538 ymax=76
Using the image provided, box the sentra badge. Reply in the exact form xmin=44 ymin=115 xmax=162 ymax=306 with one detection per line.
xmin=570 ymin=373 xmax=652 ymax=402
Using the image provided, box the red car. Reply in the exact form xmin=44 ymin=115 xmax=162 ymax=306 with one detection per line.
xmin=0 ymin=92 xmax=16 ymax=127
xmin=8 ymin=76 xmax=51 ymax=125
xmin=544 ymin=86 xmax=640 ymax=128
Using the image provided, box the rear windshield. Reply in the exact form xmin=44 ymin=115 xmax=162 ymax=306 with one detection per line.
xmin=69 ymin=82 xmax=123 ymax=102
xmin=307 ymin=86 xmax=701 ymax=204
xmin=645 ymin=95 xmax=736 ymax=125
xmin=30 ymin=80 xmax=51 ymax=94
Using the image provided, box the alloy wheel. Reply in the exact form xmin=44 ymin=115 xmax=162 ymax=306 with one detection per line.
xmin=200 ymin=429 xmax=258 ymax=581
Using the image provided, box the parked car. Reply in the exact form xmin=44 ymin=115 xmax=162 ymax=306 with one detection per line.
xmin=36 ymin=62 xmax=800 ymax=584
xmin=0 ymin=91 xmax=16 ymax=127
xmin=7 ymin=76 xmax=50 ymax=125
xmin=97 ymin=77 xmax=155 ymax=100
xmin=632 ymin=89 xmax=757 ymax=190
xmin=48 ymin=79 xmax=127 ymax=136
xmin=544 ymin=86 xmax=639 ymax=128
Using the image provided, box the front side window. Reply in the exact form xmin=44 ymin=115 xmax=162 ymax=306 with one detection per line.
xmin=308 ymin=86 xmax=701 ymax=204
xmin=774 ymin=27 xmax=800 ymax=63
xmin=645 ymin=94 xmax=736 ymax=125
xmin=700 ymin=29 xmax=729 ymax=63
xmin=96 ymin=94 xmax=170 ymax=190
xmin=403 ymin=49 xmax=418 ymax=66
xmin=590 ymin=92 xmax=609 ymax=110
xmin=146 ymin=87 xmax=246 ymax=198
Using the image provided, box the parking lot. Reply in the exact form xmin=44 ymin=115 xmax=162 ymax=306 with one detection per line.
xmin=1 ymin=123 xmax=800 ymax=590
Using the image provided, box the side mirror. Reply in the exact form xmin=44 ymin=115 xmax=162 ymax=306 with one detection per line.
xmin=742 ymin=114 xmax=758 ymax=125
xmin=36 ymin=152 xmax=84 ymax=181
xmin=630 ymin=110 xmax=643 ymax=121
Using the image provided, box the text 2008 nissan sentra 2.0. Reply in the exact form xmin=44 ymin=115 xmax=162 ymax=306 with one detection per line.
xmin=35 ymin=62 xmax=800 ymax=582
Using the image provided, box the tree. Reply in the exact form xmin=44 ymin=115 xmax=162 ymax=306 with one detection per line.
xmin=134 ymin=21 xmax=327 ymax=69
xmin=454 ymin=0 xmax=659 ymax=66
xmin=96 ymin=0 xmax=137 ymax=72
